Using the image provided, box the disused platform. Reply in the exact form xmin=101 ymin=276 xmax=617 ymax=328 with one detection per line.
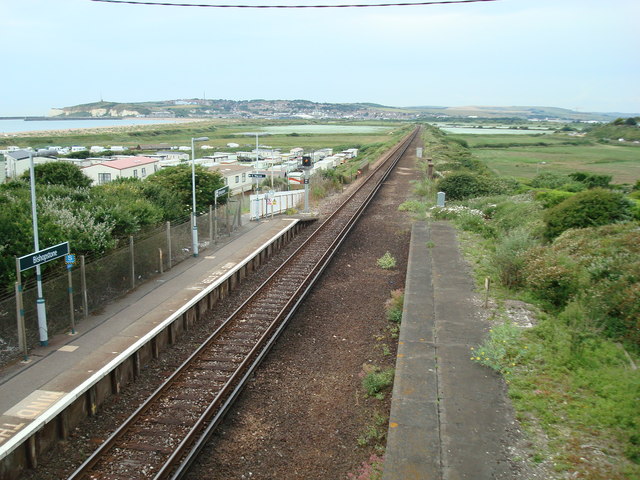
xmin=0 ymin=216 xmax=313 ymax=480
xmin=383 ymin=221 xmax=514 ymax=480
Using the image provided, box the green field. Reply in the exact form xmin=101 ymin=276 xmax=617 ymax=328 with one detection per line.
xmin=451 ymin=134 xmax=640 ymax=184
xmin=447 ymin=132 xmax=590 ymax=148
xmin=0 ymin=120 xmax=408 ymax=153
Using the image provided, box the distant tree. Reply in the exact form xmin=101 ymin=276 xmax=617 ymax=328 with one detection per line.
xmin=21 ymin=161 xmax=92 ymax=188
xmin=65 ymin=150 xmax=92 ymax=159
xmin=624 ymin=117 xmax=638 ymax=126
xmin=146 ymin=164 xmax=226 ymax=214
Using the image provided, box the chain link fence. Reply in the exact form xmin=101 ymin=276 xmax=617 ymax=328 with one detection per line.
xmin=0 ymin=201 xmax=243 ymax=368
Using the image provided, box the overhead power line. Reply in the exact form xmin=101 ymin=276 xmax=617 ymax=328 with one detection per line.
xmin=91 ymin=0 xmax=499 ymax=9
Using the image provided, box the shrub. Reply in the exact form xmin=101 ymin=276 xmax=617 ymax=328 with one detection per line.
xmin=491 ymin=228 xmax=538 ymax=288
xmin=530 ymin=171 xmax=570 ymax=189
xmin=549 ymin=224 xmax=640 ymax=346
xmin=472 ymin=321 xmax=525 ymax=375
xmin=376 ymin=252 xmax=396 ymax=270
xmin=490 ymin=199 xmax=542 ymax=233
xmin=534 ymin=189 xmax=575 ymax=209
xmin=543 ymin=188 xmax=634 ymax=240
xmin=568 ymin=172 xmax=612 ymax=189
xmin=385 ymin=289 xmax=404 ymax=323
xmin=437 ymin=172 xmax=490 ymax=200
xmin=362 ymin=368 xmax=394 ymax=399
xmin=397 ymin=200 xmax=424 ymax=214
xmin=522 ymin=247 xmax=583 ymax=308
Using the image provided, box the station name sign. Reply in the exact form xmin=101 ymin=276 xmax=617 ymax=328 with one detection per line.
xmin=18 ymin=242 xmax=69 ymax=272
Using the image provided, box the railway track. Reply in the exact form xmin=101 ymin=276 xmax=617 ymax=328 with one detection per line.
xmin=68 ymin=126 xmax=420 ymax=480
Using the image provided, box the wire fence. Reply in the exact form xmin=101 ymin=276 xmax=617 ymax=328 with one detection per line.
xmin=0 ymin=200 xmax=244 ymax=368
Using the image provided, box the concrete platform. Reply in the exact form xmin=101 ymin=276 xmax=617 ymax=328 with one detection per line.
xmin=384 ymin=221 xmax=514 ymax=480
xmin=0 ymin=216 xmax=308 ymax=477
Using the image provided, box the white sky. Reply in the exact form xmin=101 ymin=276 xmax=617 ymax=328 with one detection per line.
xmin=1 ymin=0 xmax=639 ymax=116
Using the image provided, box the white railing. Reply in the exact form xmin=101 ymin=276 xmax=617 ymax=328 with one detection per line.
xmin=250 ymin=190 xmax=305 ymax=220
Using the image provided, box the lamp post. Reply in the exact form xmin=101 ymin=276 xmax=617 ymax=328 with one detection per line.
xmin=28 ymin=152 xmax=48 ymax=345
xmin=191 ymin=136 xmax=209 ymax=257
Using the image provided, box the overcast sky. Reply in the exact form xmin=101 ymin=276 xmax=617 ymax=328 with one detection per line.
xmin=2 ymin=0 xmax=638 ymax=116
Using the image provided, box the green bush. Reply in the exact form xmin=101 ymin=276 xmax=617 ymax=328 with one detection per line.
xmin=534 ymin=189 xmax=575 ymax=208
xmin=362 ymin=368 xmax=394 ymax=399
xmin=491 ymin=228 xmax=538 ymax=288
xmin=530 ymin=171 xmax=570 ymax=190
xmin=543 ymin=188 xmax=634 ymax=240
xmin=489 ymin=199 xmax=542 ymax=233
xmin=437 ymin=172 xmax=491 ymax=200
xmin=525 ymin=224 xmax=640 ymax=346
xmin=523 ymin=247 xmax=583 ymax=308
xmin=385 ymin=289 xmax=404 ymax=323
xmin=568 ymin=172 xmax=612 ymax=189
xmin=376 ymin=251 xmax=396 ymax=270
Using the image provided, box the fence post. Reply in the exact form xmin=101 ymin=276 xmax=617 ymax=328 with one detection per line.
xmin=80 ymin=255 xmax=88 ymax=318
xmin=209 ymin=204 xmax=214 ymax=245
xmin=166 ymin=222 xmax=172 ymax=269
xmin=158 ymin=248 xmax=164 ymax=275
xmin=130 ymin=236 xmax=135 ymax=290
xmin=67 ymin=267 xmax=75 ymax=335
xmin=226 ymin=203 xmax=231 ymax=236
xmin=15 ymin=281 xmax=27 ymax=361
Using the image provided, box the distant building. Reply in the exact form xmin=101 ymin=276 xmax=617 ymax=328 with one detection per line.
xmin=82 ymin=156 xmax=159 ymax=185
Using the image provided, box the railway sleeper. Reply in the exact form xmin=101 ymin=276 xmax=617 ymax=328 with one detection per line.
xmin=119 ymin=441 xmax=175 ymax=455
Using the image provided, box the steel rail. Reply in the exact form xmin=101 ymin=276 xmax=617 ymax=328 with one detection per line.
xmin=68 ymin=126 xmax=419 ymax=480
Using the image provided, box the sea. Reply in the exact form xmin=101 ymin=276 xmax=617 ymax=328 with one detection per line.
xmin=0 ymin=118 xmax=187 ymax=135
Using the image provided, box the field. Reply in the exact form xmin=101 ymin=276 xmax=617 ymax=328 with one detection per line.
xmin=448 ymin=133 xmax=640 ymax=185
xmin=0 ymin=119 xmax=406 ymax=153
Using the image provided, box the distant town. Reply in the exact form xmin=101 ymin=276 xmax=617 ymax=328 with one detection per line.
xmin=38 ymin=99 xmax=632 ymax=123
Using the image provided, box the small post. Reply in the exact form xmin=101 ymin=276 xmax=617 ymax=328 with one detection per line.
xmin=166 ymin=221 xmax=172 ymax=269
xmin=15 ymin=259 xmax=27 ymax=360
xmin=158 ymin=248 xmax=164 ymax=275
xmin=80 ymin=255 xmax=88 ymax=318
xmin=303 ymin=168 xmax=310 ymax=213
xmin=226 ymin=203 xmax=231 ymax=236
xmin=484 ymin=277 xmax=491 ymax=309
xmin=209 ymin=204 xmax=214 ymax=245
xmin=129 ymin=235 xmax=135 ymax=290
xmin=67 ymin=265 xmax=75 ymax=335
xmin=214 ymin=197 xmax=218 ymax=244
xmin=437 ymin=191 xmax=446 ymax=207
xmin=427 ymin=158 xmax=434 ymax=179
xmin=15 ymin=281 xmax=27 ymax=361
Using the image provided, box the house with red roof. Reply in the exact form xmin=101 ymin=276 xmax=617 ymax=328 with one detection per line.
xmin=82 ymin=156 xmax=159 ymax=185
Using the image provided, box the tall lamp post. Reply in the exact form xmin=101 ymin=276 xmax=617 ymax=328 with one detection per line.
xmin=191 ymin=136 xmax=209 ymax=257
xmin=28 ymin=152 xmax=48 ymax=346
